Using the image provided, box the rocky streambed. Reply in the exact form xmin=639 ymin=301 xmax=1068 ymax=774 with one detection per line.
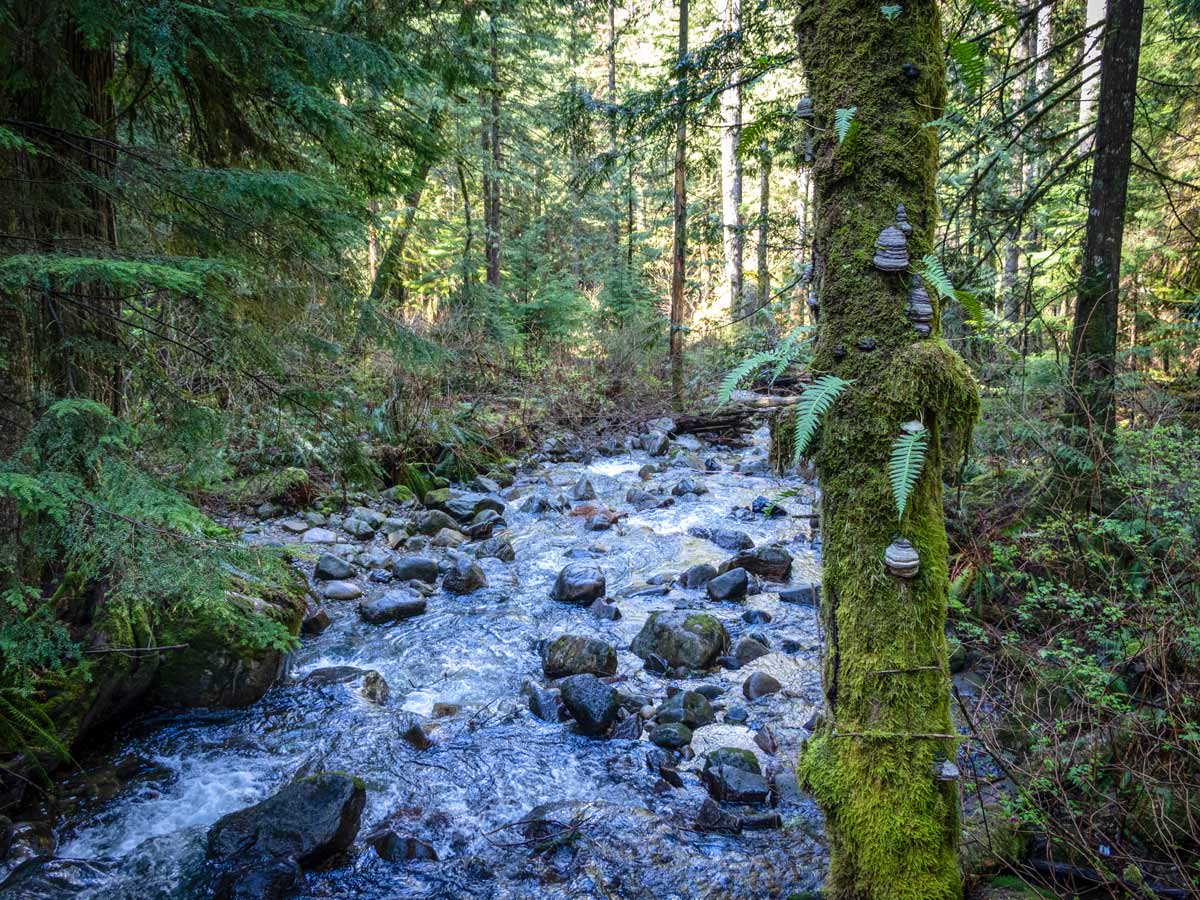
xmin=0 ymin=423 xmax=831 ymax=899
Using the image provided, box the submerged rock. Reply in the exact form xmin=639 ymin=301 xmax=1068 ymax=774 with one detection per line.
xmin=721 ymin=545 xmax=793 ymax=581
xmin=361 ymin=671 xmax=390 ymax=704
xmin=559 ymin=674 xmax=619 ymax=736
xmin=542 ymin=635 xmax=618 ymax=679
xmin=568 ymin=477 xmax=597 ymax=502
xmin=475 ymin=536 xmax=515 ymax=562
xmin=630 ymin=611 xmax=729 ymax=671
xmin=689 ymin=526 xmax=754 ymax=551
xmin=367 ymin=830 xmax=439 ymax=863
xmin=552 ymin=563 xmax=606 ymax=604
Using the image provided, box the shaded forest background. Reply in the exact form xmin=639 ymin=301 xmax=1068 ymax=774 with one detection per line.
xmin=1 ymin=0 xmax=1199 ymax=894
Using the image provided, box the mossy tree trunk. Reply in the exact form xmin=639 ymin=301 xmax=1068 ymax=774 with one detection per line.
xmin=794 ymin=0 xmax=979 ymax=898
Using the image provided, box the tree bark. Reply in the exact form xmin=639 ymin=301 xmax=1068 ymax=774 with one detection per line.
xmin=1067 ymin=0 xmax=1144 ymax=489
xmin=795 ymin=0 xmax=978 ymax=896
xmin=720 ymin=0 xmax=744 ymax=318
xmin=608 ymin=1 xmax=621 ymax=257
xmin=670 ymin=0 xmax=689 ymax=405
xmin=484 ymin=13 xmax=501 ymax=289
xmin=1078 ymin=0 xmax=1106 ymax=154
xmin=757 ymin=142 xmax=771 ymax=309
xmin=368 ymin=163 xmax=432 ymax=306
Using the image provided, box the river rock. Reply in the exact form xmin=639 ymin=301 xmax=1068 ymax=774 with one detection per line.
xmin=679 ymin=563 xmax=717 ymax=588
xmin=741 ymin=609 xmax=772 ymax=624
xmin=649 ymin=722 xmax=693 ymax=749
xmin=390 ymin=556 xmax=439 ymax=583
xmin=721 ymin=545 xmax=793 ymax=581
xmin=734 ymin=637 xmax=770 ymax=666
xmin=707 ymin=567 xmax=749 ymax=601
xmin=304 ymin=666 xmax=367 ymax=686
xmin=465 ymin=509 xmax=503 ymax=539
xmin=475 ymin=536 xmax=515 ymax=562
xmin=431 ymin=527 xmax=468 ymax=548
xmin=413 ymin=510 xmax=458 ymax=535
xmin=656 ymin=690 xmax=715 ymax=728
xmin=588 ymin=598 xmax=621 ymax=620
xmin=742 ymin=671 xmax=782 ymax=700
xmin=301 ymin=527 xmax=337 ymax=544
xmin=625 ymin=488 xmax=668 ymax=512
xmin=521 ymin=680 xmax=562 ymax=722
xmin=552 ymin=563 xmax=606 ymax=604
xmin=301 ymin=608 xmax=332 ymax=635
xmin=442 ymin=555 xmax=486 ymax=594
xmin=322 ymin=580 xmax=363 ymax=601
xmin=630 ymin=611 xmax=728 ymax=671
xmin=314 ymin=554 xmax=353 ymax=581
xmin=358 ymin=590 xmax=426 ymax=625
xmin=609 ymin=714 xmax=643 ymax=741
xmin=559 ymin=674 xmax=619 ymax=736
xmin=444 ymin=493 xmax=505 ymax=522
xmin=279 ymin=518 xmax=307 ymax=534
xmin=342 ymin=517 xmax=376 ymax=540
xmin=642 ymin=431 xmax=670 ymax=456
xmin=689 ymin=526 xmax=754 ymax=551
xmin=207 ymin=774 xmax=365 ymax=879
xmin=704 ymin=765 xmax=770 ymax=804
xmin=0 ymin=859 xmax=117 ymax=898
xmin=542 ymin=635 xmax=618 ymax=678
xmin=694 ymin=798 xmax=742 ymax=833
xmin=779 ymin=583 xmax=820 ymax=606
xmin=671 ymin=477 xmax=706 ymax=497
xmin=568 ymin=477 xmax=597 ymax=501
xmin=366 ymin=830 xmax=439 ymax=863
xmin=361 ymin=671 xmax=390 ymax=704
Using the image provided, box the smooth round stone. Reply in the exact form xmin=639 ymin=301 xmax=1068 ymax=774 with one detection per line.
xmin=302 ymin=527 xmax=338 ymax=544
xmin=742 ymin=671 xmax=782 ymax=700
xmin=650 ymin=722 xmax=693 ymax=749
xmin=322 ymin=580 xmax=363 ymax=601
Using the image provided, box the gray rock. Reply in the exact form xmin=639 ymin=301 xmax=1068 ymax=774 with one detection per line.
xmin=343 ymin=517 xmax=376 ymax=540
xmin=703 ymin=765 xmax=770 ymax=804
xmin=671 ymin=478 xmax=707 ymax=497
xmin=413 ymin=510 xmax=459 ymax=535
xmin=649 ymin=722 xmax=693 ymax=749
xmin=779 ymin=583 xmax=820 ymax=606
xmin=442 ymin=555 xmax=486 ymax=594
xmin=521 ymin=680 xmax=562 ymax=722
xmin=656 ymin=690 xmax=715 ymax=728
xmin=430 ymin=527 xmax=468 ymax=548
xmin=722 ymin=545 xmax=793 ymax=581
xmin=314 ymin=554 xmax=353 ymax=581
xmin=322 ymin=580 xmax=363 ymax=601
xmin=304 ymin=666 xmax=367 ymax=686
xmin=279 ymin=518 xmax=308 ymax=534
xmin=695 ymin=798 xmax=743 ymax=833
xmin=706 ymin=567 xmax=749 ymax=601
xmin=688 ymin=526 xmax=754 ymax=551
xmin=358 ymin=590 xmax=426 ymax=625
xmin=742 ymin=609 xmax=772 ymax=624
xmin=568 ymin=477 xmax=597 ymax=501
xmin=742 ymin=671 xmax=782 ymax=700
xmin=559 ymin=674 xmax=619 ymax=736
xmin=444 ymin=492 xmax=505 ymax=523
xmin=301 ymin=608 xmax=332 ymax=635
xmin=626 ymin=488 xmax=669 ymax=511
xmin=391 ymin=556 xmax=439 ymax=583
xmin=552 ymin=563 xmax=606 ymax=604
xmin=642 ymin=431 xmax=670 ymax=456
xmin=475 ymin=537 xmax=515 ymax=562
xmin=609 ymin=714 xmax=644 ymax=741
xmin=630 ymin=611 xmax=728 ymax=670
xmin=583 ymin=515 xmax=611 ymax=531
xmin=302 ymin=527 xmax=338 ymax=544
xmin=207 ymin=773 xmax=365 ymax=868
xmin=367 ymin=830 xmax=439 ymax=862
xmin=0 ymin=859 xmax=116 ymax=898
xmin=542 ymin=635 xmax=618 ymax=678
xmin=734 ymin=637 xmax=770 ymax=666
xmin=588 ymin=598 xmax=621 ymax=620
xmin=350 ymin=507 xmax=387 ymax=529
xmin=361 ymin=671 xmax=390 ymax=704
xmin=680 ymin=563 xmax=718 ymax=588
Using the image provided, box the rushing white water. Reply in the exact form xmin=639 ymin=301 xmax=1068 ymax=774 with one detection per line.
xmin=27 ymin=426 xmax=828 ymax=899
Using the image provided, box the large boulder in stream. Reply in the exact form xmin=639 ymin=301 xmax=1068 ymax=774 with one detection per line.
xmin=358 ymin=589 xmax=426 ymax=625
xmin=706 ymin=567 xmax=749 ymax=601
xmin=207 ymin=773 xmax=365 ymax=896
xmin=542 ymin=635 xmax=617 ymax=678
xmin=630 ymin=611 xmax=729 ymax=671
xmin=551 ymin=563 xmax=606 ymax=604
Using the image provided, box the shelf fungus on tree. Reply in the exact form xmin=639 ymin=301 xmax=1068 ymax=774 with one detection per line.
xmin=832 ymin=344 xmax=847 ymax=360
xmin=934 ymin=758 xmax=960 ymax=781
xmin=901 ymin=61 xmax=919 ymax=79
xmin=804 ymin=131 xmax=814 ymax=164
xmin=856 ymin=337 xmax=876 ymax=352
xmin=907 ymin=274 xmax=934 ymax=336
xmin=873 ymin=224 xmax=909 ymax=272
xmin=807 ymin=289 xmax=819 ymax=320
xmin=802 ymin=263 xmax=813 ymax=284
xmin=884 ymin=538 xmax=920 ymax=578
xmin=796 ymin=97 xmax=814 ymax=120
xmin=895 ymin=203 xmax=912 ymax=236
xmin=901 ymin=419 xmax=925 ymax=435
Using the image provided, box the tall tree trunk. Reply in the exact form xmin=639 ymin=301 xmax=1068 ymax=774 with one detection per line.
xmin=369 ymin=163 xmax=433 ymax=306
xmin=796 ymin=148 xmax=812 ymax=322
xmin=670 ymin=0 xmax=689 ymax=405
xmin=795 ymin=0 xmax=978 ymax=895
xmin=1003 ymin=14 xmax=1031 ymax=336
xmin=1067 ymin=0 xmax=1144 ymax=497
xmin=1078 ymin=0 xmax=1106 ymax=154
xmin=720 ymin=0 xmax=744 ymax=317
xmin=484 ymin=14 xmax=501 ymax=289
xmin=757 ymin=142 xmax=771 ymax=310
xmin=608 ymin=1 xmax=621 ymax=257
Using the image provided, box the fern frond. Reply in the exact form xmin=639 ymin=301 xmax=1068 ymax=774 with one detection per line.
xmin=889 ymin=427 xmax=928 ymax=520
xmin=792 ymin=375 xmax=853 ymax=461
xmin=954 ymin=289 xmax=985 ymax=326
xmin=880 ymin=4 xmax=903 ymax=19
xmin=718 ymin=348 xmax=781 ymax=406
xmin=949 ymin=41 xmax=985 ymax=93
xmin=834 ymin=107 xmax=857 ymax=143
xmin=918 ymin=254 xmax=984 ymax=326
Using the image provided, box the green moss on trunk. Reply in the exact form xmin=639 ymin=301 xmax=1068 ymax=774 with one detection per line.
xmin=794 ymin=0 xmax=979 ymax=896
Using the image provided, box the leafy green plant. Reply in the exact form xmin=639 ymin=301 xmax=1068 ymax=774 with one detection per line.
xmin=880 ymin=4 xmax=903 ymax=19
xmin=917 ymin=254 xmax=985 ymax=325
xmin=889 ymin=424 xmax=928 ymax=520
xmin=717 ymin=327 xmax=813 ymax=405
xmin=834 ymin=107 xmax=858 ymax=143
xmin=792 ymin=375 xmax=854 ymax=461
